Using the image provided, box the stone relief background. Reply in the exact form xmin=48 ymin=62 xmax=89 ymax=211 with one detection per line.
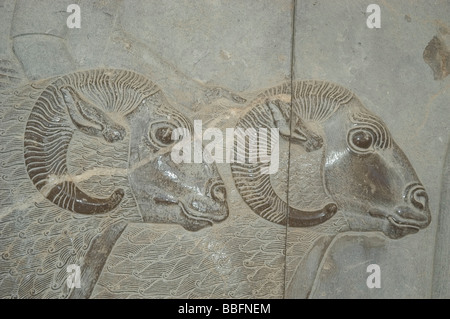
xmin=0 ymin=0 xmax=448 ymax=299
xmin=288 ymin=0 xmax=449 ymax=298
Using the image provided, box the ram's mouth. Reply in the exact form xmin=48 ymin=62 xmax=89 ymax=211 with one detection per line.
xmin=178 ymin=201 xmax=214 ymax=226
xmin=152 ymin=194 xmax=227 ymax=231
xmin=368 ymin=207 xmax=427 ymax=238
xmin=386 ymin=216 xmax=420 ymax=232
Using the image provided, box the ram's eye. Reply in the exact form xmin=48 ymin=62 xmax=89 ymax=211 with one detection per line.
xmin=148 ymin=121 xmax=178 ymax=149
xmin=352 ymin=130 xmax=372 ymax=149
xmin=348 ymin=128 xmax=375 ymax=154
xmin=155 ymin=127 xmax=173 ymax=145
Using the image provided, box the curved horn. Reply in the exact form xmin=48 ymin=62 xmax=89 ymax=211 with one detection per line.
xmin=24 ymin=69 xmax=159 ymax=214
xmin=231 ymin=81 xmax=352 ymax=227
xmin=24 ymin=83 xmax=124 ymax=214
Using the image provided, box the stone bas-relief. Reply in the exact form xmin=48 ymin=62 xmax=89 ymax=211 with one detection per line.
xmin=231 ymin=81 xmax=432 ymax=297
xmin=24 ymin=69 xmax=228 ymax=229
xmin=2 ymin=69 xmax=231 ymax=298
xmin=290 ymin=0 xmax=449 ymax=298
xmin=233 ymin=81 xmax=430 ymax=237
xmin=0 ymin=0 xmax=447 ymax=299
xmin=1 ymin=74 xmax=432 ymax=299
xmin=0 ymin=71 xmax=435 ymax=299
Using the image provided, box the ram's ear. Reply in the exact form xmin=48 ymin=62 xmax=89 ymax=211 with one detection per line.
xmin=59 ymin=86 xmax=126 ymax=143
xmin=58 ymin=86 xmax=103 ymax=138
xmin=266 ymin=99 xmax=323 ymax=152
xmin=292 ymin=118 xmax=323 ymax=152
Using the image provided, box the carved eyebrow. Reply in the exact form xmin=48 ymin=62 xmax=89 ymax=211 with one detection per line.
xmin=350 ymin=112 xmax=392 ymax=149
xmin=155 ymin=103 xmax=193 ymax=134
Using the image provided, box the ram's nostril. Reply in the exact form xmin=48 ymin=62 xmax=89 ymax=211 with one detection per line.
xmin=411 ymin=189 xmax=428 ymax=210
xmin=211 ymin=184 xmax=226 ymax=203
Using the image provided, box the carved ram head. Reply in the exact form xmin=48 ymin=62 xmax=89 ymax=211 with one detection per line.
xmin=24 ymin=69 xmax=228 ymax=231
xmin=232 ymin=80 xmax=431 ymax=239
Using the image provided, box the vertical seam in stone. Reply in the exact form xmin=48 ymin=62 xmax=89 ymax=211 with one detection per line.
xmin=284 ymin=0 xmax=297 ymax=299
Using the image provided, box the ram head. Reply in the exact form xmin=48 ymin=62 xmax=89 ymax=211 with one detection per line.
xmin=231 ymin=80 xmax=431 ymax=239
xmin=24 ymin=69 xmax=228 ymax=231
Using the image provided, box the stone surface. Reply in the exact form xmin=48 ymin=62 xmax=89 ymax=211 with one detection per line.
xmin=432 ymin=143 xmax=450 ymax=298
xmin=286 ymin=0 xmax=449 ymax=299
xmin=0 ymin=0 xmax=448 ymax=299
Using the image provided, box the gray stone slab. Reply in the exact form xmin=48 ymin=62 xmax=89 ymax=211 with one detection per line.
xmin=286 ymin=0 xmax=449 ymax=299
xmin=0 ymin=0 xmax=448 ymax=300
xmin=432 ymin=142 xmax=450 ymax=298
xmin=0 ymin=0 xmax=292 ymax=299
